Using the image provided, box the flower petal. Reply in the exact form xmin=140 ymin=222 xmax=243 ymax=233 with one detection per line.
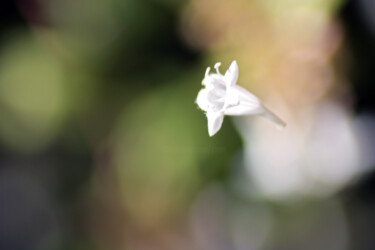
xmin=207 ymin=111 xmax=224 ymax=136
xmin=203 ymin=74 xmax=226 ymax=88
xmin=224 ymin=103 xmax=263 ymax=116
xmin=196 ymin=89 xmax=209 ymax=111
xmin=224 ymin=60 xmax=239 ymax=87
xmin=232 ymin=85 xmax=261 ymax=106
xmin=224 ymin=88 xmax=239 ymax=107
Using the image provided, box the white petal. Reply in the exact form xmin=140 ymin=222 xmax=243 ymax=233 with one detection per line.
xmin=225 ymin=102 xmax=287 ymax=128
xmin=224 ymin=88 xmax=239 ymax=107
xmin=203 ymin=74 xmax=226 ymax=88
xmin=230 ymin=85 xmax=286 ymax=127
xmin=207 ymin=111 xmax=224 ymax=137
xmin=224 ymin=60 xmax=239 ymax=87
xmin=232 ymin=85 xmax=261 ymax=106
xmin=207 ymin=87 xmax=226 ymax=101
xmin=207 ymin=93 xmax=225 ymax=112
xmin=224 ymin=85 xmax=261 ymax=116
xmin=224 ymin=103 xmax=263 ymax=116
xmin=196 ymin=89 xmax=209 ymax=111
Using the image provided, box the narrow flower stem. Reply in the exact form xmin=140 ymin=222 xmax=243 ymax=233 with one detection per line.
xmin=261 ymin=106 xmax=287 ymax=129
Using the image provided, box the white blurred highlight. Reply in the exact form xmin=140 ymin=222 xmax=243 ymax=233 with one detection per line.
xmin=237 ymin=100 xmax=375 ymax=200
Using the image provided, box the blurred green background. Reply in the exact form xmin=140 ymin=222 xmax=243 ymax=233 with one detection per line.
xmin=1 ymin=0 xmax=375 ymax=249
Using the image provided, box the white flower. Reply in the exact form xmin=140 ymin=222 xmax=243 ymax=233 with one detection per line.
xmin=196 ymin=60 xmax=286 ymax=136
